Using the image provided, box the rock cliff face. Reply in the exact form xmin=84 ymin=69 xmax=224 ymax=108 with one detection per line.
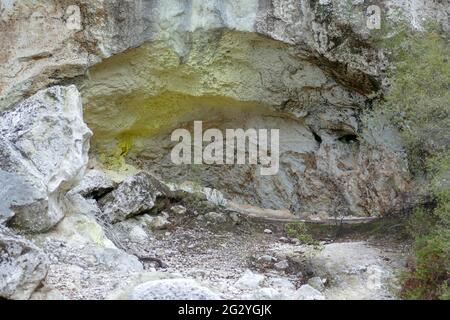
xmin=8 ymin=0 xmax=450 ymax=216
xmin=2 ymin=0 xmax=439 ymax=217
xmin=0 ymin=0 xmax=447 ymax=300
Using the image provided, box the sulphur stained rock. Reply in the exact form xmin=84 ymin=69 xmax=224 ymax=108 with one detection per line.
xmin=128 ymin=279 xmax=221 ymax=300
xmin=34 ymin=194 xmax=144 ymax=273
xmin=69 ymin=169 xmax=116 ymax=199
xmin=98 ymin=172 xmax=168 ymax=223
xmin=0 ymin=226 xmax=49 ymax=300
xmin=2 ymin=0 xmax=446 ymax=111
xmin=81 ymin=34 xmax=408 ymax=217
xmin=0 ymin=85 xmax=92 ymax=232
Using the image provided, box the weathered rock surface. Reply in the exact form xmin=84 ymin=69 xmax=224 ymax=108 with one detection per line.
xmin=280 ymin=241 xmax=403 ymax=300
xmin=0 ymin=85 xmax=91 ymax=232
xmin=0 ymin=226 xmax=49 ymax=300
xmin=127 ymin=279 xmax=221 ymax=300
xmin=0 ymin=0 xmax=437 ymax=301
xmin=1 ymin=1 xmax=447 ymax=110
xmin=69 ymin=169 xmax=116 ymax=199
xmin=235 ymin=270 xmax=265 ymax=290
xmin=98 ymin=172 xmax=167 ymax=223
xmin=294 ymin=284 xmax=326 ymax=300
xmin=39 ymin=192 xmax=144 ymax=273
xmin=80 ymin=27 xmax=410 ymax=218
xmin=2 ymin=0 xmax=439 ymax=219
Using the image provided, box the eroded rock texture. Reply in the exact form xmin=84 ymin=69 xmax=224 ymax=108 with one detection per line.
xmin=80 ymin=29 xmax=409 ymax=218
xmin=1 ymin=1 xmax=445 ymax=219
xmin=0 ymin=226 xmax=49 ymax=300
xmin=0 ymin=0 xmax=446 ymax=301
xmin=1 ymin=0 xmax=447 ymax=110
xmin=0 ymin=85 xmax=92 ymax=232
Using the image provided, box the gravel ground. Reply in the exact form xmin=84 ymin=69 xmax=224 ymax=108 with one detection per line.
xmin=33 ymin=211 xmax=407 ymax=300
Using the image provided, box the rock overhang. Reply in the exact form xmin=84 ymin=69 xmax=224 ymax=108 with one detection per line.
xmin=79 ymin=29 xmax=409 ymax=218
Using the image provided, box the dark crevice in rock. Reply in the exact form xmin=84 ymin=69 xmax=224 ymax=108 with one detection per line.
xmin=338 ymin=133 xmax=359 ymax=144
xmin=312 ymin=131 xmax=322 ymax=145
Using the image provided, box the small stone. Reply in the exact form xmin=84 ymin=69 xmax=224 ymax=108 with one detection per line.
xmin=152 ymin=215 xmax=171 ymax=230
xmin=263 ymin=229 xmax=272 ymax=234
xmin=204 ymin=212 xmax=227 ymax=224
xmin=129 ymin=225 xmax=149 ymax=243
xmin=170 ymin=205 xmax=187 ymax=215
xmin=273 ymin=260 xmax=289 ymax=271
xmin=279 ymin=237 xmax=290 ymax=243
xmin=229 ymin=212 xmax=240 ymax=224
xmin=257 ymin=255 xmax=277 ymax=263
xmin=307 ymin=277 xmax=326 ymax=292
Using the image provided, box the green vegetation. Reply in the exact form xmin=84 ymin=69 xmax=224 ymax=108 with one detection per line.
xmin=379 ymin=24 xmax=449 ymax=175
xmin=376 ymin=23 xmax=449 ymax=300
xmin=401 ymin=152 xmax=450 ymax=300
xmin=284 ymin=221 xmax=317 ymax=245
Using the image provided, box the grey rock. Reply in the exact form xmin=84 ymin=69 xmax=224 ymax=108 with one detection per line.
xmin=139 ymin=213 xmax=171 ymax=231
xmin=279 ymin=237 xmax=290 ymax=243
xmin=307 ymin=276 xmax=326 ymax=292
xmin=170 ymin=205 xmax=187 ymax=215
xmin=0 ymin=86 xmax=91 ymax=232
xmin=294 ymin=284 xmax=326 ymax=300
xmin=274 ymin=260 xmax=289 ymax=271
xmin=235 ymin=270 xmax=265 ymax=290
xmin=129 ymin=279 xmax=221 ymax=300
xmin=257 ymin=255 xmax=277 ymax=264
xmin=150 ymin=215 xmax=171 ymax=231
xmin=112 ymin=220 xmax=149 ymax=244
xmin=99 ymin=172 xmax=167 ymax=223
xmin=203 ymin=212 xmax=227 ymax=224
xmin=244 ymin=287 xmax=287 ymax=300
xmin=92 ymin=248 xmax=143 ymax=273
xmin=268 ymin=277 xmax=296 ymax=291
xmin=69 ymin=169 xmax=116 ymax=199
xmin=0 ymin=226 xmax=49 ymax=299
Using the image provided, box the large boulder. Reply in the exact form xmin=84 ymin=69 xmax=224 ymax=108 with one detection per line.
xmin=0 ymin=85 xmax=92 ymax=232
xmin=69 ymin=169 xmax=116 ymax=199
xmin=0 ymin=226 xmax=49 ymax=300
xmin=294 ymin=284 xmax=326 ymax=300
xmin=127 ymin=279 xmax=221 ymax=300
xmin=98 ymin=172 xmax=168 ymax=223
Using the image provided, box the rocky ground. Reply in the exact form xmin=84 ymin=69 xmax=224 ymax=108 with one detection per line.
xmin=2 ymin=0 xmax=438 ymax=301
xmin=29 ymin=198 xmax=408 ymax=300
